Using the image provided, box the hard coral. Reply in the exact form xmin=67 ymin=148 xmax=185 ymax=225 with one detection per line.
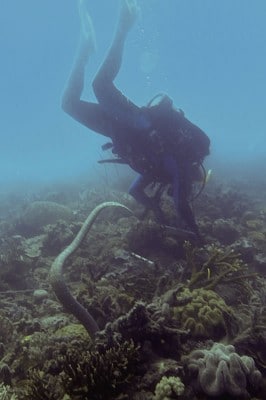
xmin=0 ymin=383 xmax=18 ymax=400
xmin=56 ymin=339 xmax=140 ymax=399
xmin=17 ymin=201 xmax=73 ymax=235
xmin=173 ymin=287 xmax=233 ymax=339
xmin=185 ymin=342 xmax=262 ymax=398
xmin=154 ymin=376 xmax=185 ymax=399
xmin=23 ymin=339 xmax=140 ymax=400
xmin=184 ymin=242 xmax=253 ymax=299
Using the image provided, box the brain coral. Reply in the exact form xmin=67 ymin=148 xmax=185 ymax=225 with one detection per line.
xmin=173 ymin=287 xmax=233 ymax=339
xmin=185 ymin=342 xmax=262 ymax=397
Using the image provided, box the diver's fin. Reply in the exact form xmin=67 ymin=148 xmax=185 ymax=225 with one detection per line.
xmin=161 ymin=225 xmax=197 ymax=240
xmin=78 ymin=0 xmax=97 ymax=51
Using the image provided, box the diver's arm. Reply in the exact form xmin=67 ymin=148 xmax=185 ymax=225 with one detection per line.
xmin=93 ymin=0 xmax=138 ymax=92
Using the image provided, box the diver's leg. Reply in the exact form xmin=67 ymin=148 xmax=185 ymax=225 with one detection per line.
xmin=129 ymin=175 xmax=166 ymax=223
xmin=62 ymin=0 xmax=95 ymax=112
xmin=92 ymin=0 xmax=146 ymax=128
xmin=166 ymin=156 xmax=200 ymax=236
xmin=129 ymin=175 xmax=152 ymax=207
xmin=94 ymin=0 xmax=138 ymax=89
xmin=62 ymin=1 xmax=111 ymax=134
xmin=178 ymin=180 xmax=200 ymax=236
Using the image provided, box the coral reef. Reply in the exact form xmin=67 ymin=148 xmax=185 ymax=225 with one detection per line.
xmin=184 ymin=241 xmax=255 ymax=297
xmin=0 ymin=235 xmax=34 ymax=290
xmin=185 ymin=342 xmax=262 ymax=397
xmin=233 ymin=305 xmax=266 ymax=371
xmin=154 ymin=376 xmax=185 ymax=399
xmin=212 ymin=218 xmax=239 ymax=244
xmin=23 ymin=339 xmax=140 ymax=400
xmin=17 ymin=200 xmax=73 ymax=236
xmin=0 ymin=177 xmax=265 ymax=399
xmin=0 ymin=383 xmax=17 ymax=400
xmin=173 ymin=287 xmax=235 ymax=339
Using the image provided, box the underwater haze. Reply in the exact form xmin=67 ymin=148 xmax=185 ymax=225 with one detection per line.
xmin=1 ymin=0 xmax=266 ymax=188
xmin=1 ymin=3 xmax=266 ymax=399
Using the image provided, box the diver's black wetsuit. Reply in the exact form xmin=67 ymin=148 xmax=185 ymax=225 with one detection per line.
xmin=62 ymin=7 xmax=210 ymax=236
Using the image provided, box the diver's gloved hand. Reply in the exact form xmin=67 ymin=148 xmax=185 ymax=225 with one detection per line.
xmin=134 ymin=207 xmax=148 ymax=220
xmin=135 ymin=201 xmax=166 ymax=224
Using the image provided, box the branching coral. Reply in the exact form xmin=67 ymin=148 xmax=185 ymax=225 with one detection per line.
xmin=184 ymin=242 xmax=255 ymax=294
xmin=24 ymin=339 xmax=140 ymax=400
xmin=0 ymin=236 xmax=31 ymax=290
xmin=22 ymin=370 xmax=60 ymax=400
xmin=0 ymin=383 xmax=17 ymax=400
xmin=0 ymin=236 xmax=24 ymax=265
xmin=49 ymin=201 xmax=132 ymax=338
xmin=61 ymin=339 xmax=139 ymax=398
xmin=0 ymin=314 xmax=14 ymax=344
xmin=185 ymin=342 xmax=262 ymax=397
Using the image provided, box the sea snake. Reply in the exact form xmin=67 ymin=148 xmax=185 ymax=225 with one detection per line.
xmin=49 ymin=201 xmax=132 ymax=337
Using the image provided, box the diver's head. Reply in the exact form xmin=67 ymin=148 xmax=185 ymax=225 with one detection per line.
xmin=147 ymin=93 xmax=179 ymax=129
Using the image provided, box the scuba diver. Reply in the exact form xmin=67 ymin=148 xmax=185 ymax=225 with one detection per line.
xmin=62 ymin=0 xmax=210 ymax=240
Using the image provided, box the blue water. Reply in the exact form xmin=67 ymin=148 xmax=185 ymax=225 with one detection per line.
xmin=1 ymin=0 xmax=265 ymax=186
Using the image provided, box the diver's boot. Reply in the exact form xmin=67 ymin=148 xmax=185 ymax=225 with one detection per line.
xmin=188 ymin=223 xmax=205 ymax=246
